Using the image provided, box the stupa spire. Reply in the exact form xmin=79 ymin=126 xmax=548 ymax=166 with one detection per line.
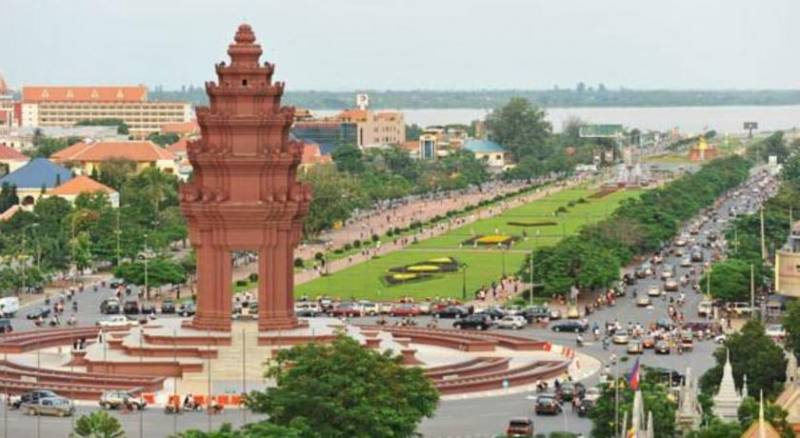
xmin=713 ymin=349 xmax=743 ymax=422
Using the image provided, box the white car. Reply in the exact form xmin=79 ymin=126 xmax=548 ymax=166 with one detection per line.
xmin=97 ymin=315 xmax=136 ymax=328
xmin=766 ymin=324 xmax=786 ymax=339
xmin=496 ymin=315 xmax=526 ymax=330
xmin=697 ymin=301 xmax=713 ymax=317
xmin=612 ymin=330 xmax=630 ymax=344
xmin=635 ymin=296 xmax=652 ymax=307
xmin=358 ymin=301 xmax=380 ymax=316
xmin=647 ymin=287 xmax=662 ymax=297
xmin=680 ymin=258 xmax=692 ymax=268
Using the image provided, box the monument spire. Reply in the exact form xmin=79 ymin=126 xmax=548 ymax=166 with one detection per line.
xmin=181 ymin=24 xmax=311 ymax=332
xmin=713 ymin=349 xmax=744 ymax=422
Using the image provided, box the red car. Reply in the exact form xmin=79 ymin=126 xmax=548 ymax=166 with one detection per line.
xmin=390 ymin=303 xmax=420 ymax=317
xmin=329 ymin=303 xmax=363 ymax=317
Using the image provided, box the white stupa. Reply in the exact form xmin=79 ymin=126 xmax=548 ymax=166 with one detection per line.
xmin=712 ymin=349 xmax=744 ymax=422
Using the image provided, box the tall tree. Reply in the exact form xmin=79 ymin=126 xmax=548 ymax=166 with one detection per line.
xmin=485 ymin=97 xmax=552 ymax=161
xmin=331 ymin=143 xmax=365 ymax=174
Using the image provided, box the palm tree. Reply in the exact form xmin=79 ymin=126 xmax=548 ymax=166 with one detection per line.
xmin=70 ymin=411 xmax=125 ymax=438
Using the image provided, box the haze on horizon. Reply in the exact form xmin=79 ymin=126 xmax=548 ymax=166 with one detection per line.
xmin=4 ymin=0 xmax=799 ymax=91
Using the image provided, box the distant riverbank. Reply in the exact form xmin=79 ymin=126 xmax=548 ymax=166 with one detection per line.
xmin=314 ymin=105 xmax=800 ymax=134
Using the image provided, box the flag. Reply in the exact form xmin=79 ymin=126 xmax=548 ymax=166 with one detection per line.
xmin=628 ymin=357 xmax=640 ymax=390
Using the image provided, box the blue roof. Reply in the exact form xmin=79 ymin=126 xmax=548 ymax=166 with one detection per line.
xmin=0 ymin=158 xmax=73 ymax=189
xmin=464 ymin=139 xmax=506 ymax=153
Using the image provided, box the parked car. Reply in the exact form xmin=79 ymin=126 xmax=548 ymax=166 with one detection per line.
xmin=22 ymin=397 xmax=74 ymax=417
xmin=534 ymin=394 xmax=562 ymax=415
xmin=496 ymin=315 xmax=527 ymax=330
xmin=522 ymin=306 xmax=550 ymax=322
xmin=576 ymin=398 xmax=595 ymax=417
xmin=566 ymin=305 xmax=580 ymax=319
xmin=100 ymin=299 xmax=120 ymax=315
xmin=122 ymin=300 xmax=140 ymax=315
xmin=0 ymin=297 xmax=20 ymax=317
xmin=506 ymin=417 xmax=534 ymax=437
xmin=434 ymin=305 xmax=468 ymax=319
xmin=294 ymin=301 xmax=321 ymax=317
xmin=697 ymin=301 xmax=713 ymax=318
xmin=551 ymin=321 xmax=587 ymax=333
xmin=635 ymin=296 xmax=651 ymax=307
xmin=10 ymin=389 xmax=59 ymax=409
xmin=390 ymin=303 xmax=421 ymax=317
xmin=27 ymin=307 xmax=51 ymax=320
xmin=140 ymin=303 xmax=156 ymax=315
xmin=655 ymin=340 xmax=671 ymax=354
xmin=766 ymin=324 xmax=786 ymax=340
xmin=477 ymin=307 xmax=506 ymax=320
xmin=99 ymin=390 xmax=146 ymax=410
xmin=453 ymin=314 xmax=492 ymax=330
xmin=729 ymin=302 xmax=753 ymax=316
xmin=627 ymin=340 xmax=643 ymax=354
xmin=97 ymin=315 xmax=135 ymax=328
xmin=330 ymin=302 xmax=363 ymax=318
xmin=160 ymin=300 xmax=176 ymax=314
xmin=178 ymin=302 xmax=196 ymax=317
xmin=612 ymin=330 xmax=630 ymax=345
xmin=358 ymin=301 xmax=380 ymax=316
xmin=0 ymin=319 xmax=12 ymax=334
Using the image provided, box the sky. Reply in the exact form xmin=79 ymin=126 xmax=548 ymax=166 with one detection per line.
xmin=3 ymin=0 xmax=800 ymax=91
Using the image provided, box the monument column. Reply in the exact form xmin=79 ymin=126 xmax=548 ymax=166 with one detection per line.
xmin=258 ymin=229 xmax=300 ymax=331
xmin=192 ymin=237 xmax=233 ymax=331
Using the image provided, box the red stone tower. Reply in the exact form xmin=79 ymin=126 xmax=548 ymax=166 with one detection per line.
xmin=180 ymin=24 xmax=311 ymax=332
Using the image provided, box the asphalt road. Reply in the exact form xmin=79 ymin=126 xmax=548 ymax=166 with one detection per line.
xmin=0 ymin=169 xmax=775 ymax=437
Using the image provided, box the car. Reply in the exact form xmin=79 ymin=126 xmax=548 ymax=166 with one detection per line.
xmin=22 ymin=397 xmax=74 ymax=417
xmin=612 ymin=330 xmax=630 ymax=344
xmin=680 ymin=333 xmax=694 ymax=351
xmin=635 ymin=264 xmax=653 ymax=278
xmin=0 ymin=297 xmax=20 ymax=317
xmin=691 ymin=251 xmax=704 ymax=262
xmin=178 ymin=302 xmax=196 ymax=317
xmin=0 ymin=319 xmax=12 ymax=334
xmin=675 ymin=238 xmax=688 ymax=247
xmin=477 ymin=307 xmax=506 ymax=320
xmin=434 ymin=305 xmax=468 ymax=319
xmin=160 ymin=300 xmax=176 ymax=314
xmin=27 ymin=307 xmax=51 ymax=320
xmin=109 ymin=278 xmax=125 ymax=288
xmin=10 ymin=389 xmax=59 ymax=409
xmin=551 ymin=321 xmax=587 ymax=333
xmin=506 ymin=417 xmax=534 ymax=437
xmin=522 ymin=306 xmax=550 ymax=322
xmin=576 ymin=398 xmax=595 ymax=417
xmin=358 ymin=301 xmax=380 ymax=316
xmin=660 ymin=265 xmax=675 ymax=280
xmin=729 ymin=302 xmax=753 ymax=316
xmin=97 ymin=315 xmax=136 ymax=328
xmin=664 ymin=280 xmax=679 ymax=292
xmin=627 ymin=340 xmax=643 ymax=354
xmin=99 ymin=390 xmax=146 ymax=410
xmin=635 ymin=296 xmax=651 ymax=307
xmin=556 ymin=381 xmax=577 ymax=401
xmin=680 ymin=258 xmax=692 ymax=268
xmin=122 ymin=300 xmax=140 ymax=315
xmin=100 ymin=299 xmax=121 ymax=315
xmin=140 ymin=303 xmax=157 ymax=315
xmin=391 ymin=303 xmax=421 ymax=317
xmin=453 ymin=314 xmax=492 ymax=330
xmin=673 ymin=248 xmax=685 ymax=257
xmin=642 ymin=337 xmax=655 ymax=349
xmin=697 ymin=301 xmax=713 ymax=317
xmin=534 ymin=394 xmax=562 ymax=415
xmin=294 ymin=301 xmax=321 ymax=317
xmin=548 ymin=309 xmax=562 ymax=320
xmin=656 ymin=318 xmax=675 ymax=331
xmin=496 ymin=315 xmax=527 ymax=330
xmin=655 ymin=340 xmax=671 ymax=354
xmin=766 ymin=324 xmax=786 ymax=339
xmin=330 ymin=302 xmax=363 ymax=317
xmin=647 ymin=287 xmax=662 ymax=297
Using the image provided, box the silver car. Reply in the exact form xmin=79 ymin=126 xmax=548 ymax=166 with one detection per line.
xmin=23 ymin=397 xmax=74 ymax=417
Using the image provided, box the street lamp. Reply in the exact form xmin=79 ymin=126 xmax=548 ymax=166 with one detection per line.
xmin=461 ymin=263 xmax=468 ymax=300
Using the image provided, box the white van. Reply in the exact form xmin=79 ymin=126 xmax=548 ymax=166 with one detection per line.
xmin=0 ymin=297 xmax=20 ymax=317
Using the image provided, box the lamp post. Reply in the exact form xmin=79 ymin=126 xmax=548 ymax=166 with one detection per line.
xmin=461 ymin=263 xmax=468 ymax=300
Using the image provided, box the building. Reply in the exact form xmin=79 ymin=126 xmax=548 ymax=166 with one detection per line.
xmin=0 ymin=126 xmax=124 ymax=152
xmin=292 ymin=120 xmax=358 ymax=155
xmin=775 ymin=221 xmax=800 ymax=298
xmin=419 ymin=130 xmax=439 ymax=160
xmin=0 ymin=158 xmax=73 ymax=206
xmin=160 ymin=120 xmax=200 ymax=137
xmin=51 ymin=140 xmax=176 ymax=175
xmin=20 ymin=85 xmax=192 ymax=139
xmin=463 ymin=139 xmax=512 ymax=172
xmin=713 ymin=350 xmax=745 ymax=422
xmin=46 ymin=175 xmax=119 ymax=208
xmin=299 ymin=142 xmax=332 ymax=172
xmin=688 ymin=137 xmax=719 ymax=161
xmin=338 ymin=109 xmax=405 ymax=148
xmin=0 ymin=73 xmax=18 ymax=132
xmin=0 ymin=143 xmax=29 ymax=175
xmin=675 ymin=368 xmax=703 ymax=436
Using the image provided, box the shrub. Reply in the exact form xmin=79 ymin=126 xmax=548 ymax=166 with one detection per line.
xmin=386 ymin=229 xmax=394 ymax=237
xmin=344 ymin=243 xmax=352 ymax=251
xmin=235 ymin=279 xmax=248 ymax=287
xmin=567 ymin=201 xmax=576 ymax=207
xmin=333 ymin=249 xmax=344 ymax=255
xmin=353 ymin=240 xmax=362 ymax=248
xmin=556 ymin=206 xmax=568 ymax=214
xmin=372 ymin=234 xmax=380 ymax=242
xmin=293 ymin=258 xmax=304 ymax=268
xmin=314 ymin=252 xmax=324 ymax=261
xmin=577 ymin=197 xmax=588 ymax=204
xmin=248 ymin=273 xmax=259 ymax=283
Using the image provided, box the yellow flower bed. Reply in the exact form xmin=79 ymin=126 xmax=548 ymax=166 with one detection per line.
xmin=390 ymin=273 xmax=420 ymax=281
xmin=427 ymin=257 xmax=455 ymax=264
xmin=476 ymin=234 xmax=512 ymax=244
xmin=406 ymin=265 xmax=441 ymax=272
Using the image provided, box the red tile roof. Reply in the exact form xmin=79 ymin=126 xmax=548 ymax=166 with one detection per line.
xmin=301 ymin=142 xmax=332 ymax=165
xmin=48 ymin=175 xmax=116 ymax=196
xmin=167 ymin=138 xmax=188 ymax=154
xmin=51 ymin=140 xmax=175 ymax=163
xmin=338 ymin=109 xmax=368 ymax=122
xmin=22 ymin=86 xmax=148 ymax=103
xmin=160 ymin=121 xmax=199 ymax=135
xmin=402 ymin=140 xmax=419 ymax=152
xmin=0 ymin=143 xmax=27 ymax=161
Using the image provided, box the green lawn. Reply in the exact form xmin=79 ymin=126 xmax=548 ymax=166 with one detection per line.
xmin=295 ymin=187 xmax=641 ymax=300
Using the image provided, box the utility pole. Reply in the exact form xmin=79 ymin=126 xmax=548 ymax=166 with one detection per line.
xmin=116 ymin=208 xmax=121 ymax=266
xmin=529 ymin=249 xmax=534 ymax=306
xmin=750 ymin=264 xmax=755 ymax=320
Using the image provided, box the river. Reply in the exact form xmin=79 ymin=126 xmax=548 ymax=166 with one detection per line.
xmin=316 ymin=105 xmax=800 ymax=134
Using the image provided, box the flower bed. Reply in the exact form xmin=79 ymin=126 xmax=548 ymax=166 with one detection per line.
xmin=506 ymin=221 xmax=557 ymax=227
